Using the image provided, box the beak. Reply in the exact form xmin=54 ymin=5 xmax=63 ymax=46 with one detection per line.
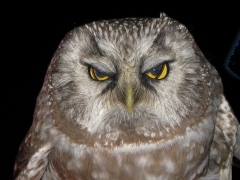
xmin=125 ymin=84 xmax=135 ymax=113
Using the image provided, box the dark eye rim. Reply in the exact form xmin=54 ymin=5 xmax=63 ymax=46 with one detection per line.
xmin=144 ymin=62 xmax=169 ymax=80
xmin=142 ymin=60 xmax=172 ymax=73
xmin=88 ymin=66 xmax=112 ymax=81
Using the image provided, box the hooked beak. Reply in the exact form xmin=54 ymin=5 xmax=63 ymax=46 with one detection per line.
xmin=125 ymin=84 xmax=135 ymax=113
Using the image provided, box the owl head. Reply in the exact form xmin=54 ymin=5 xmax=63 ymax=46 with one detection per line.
xmin=42 ymin=13 xmax=212 ymax=146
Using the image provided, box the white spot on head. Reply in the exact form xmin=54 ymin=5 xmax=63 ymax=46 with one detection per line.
xmin=104 ymin=141 xmax=108 ymax=146
xmin=144 ymin=132 xmax=149 ymax=137
xmin=151 ymin=132 xmax=156 ymax=138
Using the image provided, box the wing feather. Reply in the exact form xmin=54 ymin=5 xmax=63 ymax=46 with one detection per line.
xmin=14 ymin=130 xmax=51 ymax=180
xmin=234 ymin=123 xmax=240 ymax=160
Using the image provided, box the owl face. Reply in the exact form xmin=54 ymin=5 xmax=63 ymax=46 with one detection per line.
xmin=50 ymin=15 xmax=210 ymax=144
xmin=14 ymin=13 xmax=240 ymax=180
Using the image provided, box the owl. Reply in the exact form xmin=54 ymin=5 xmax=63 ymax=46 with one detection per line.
xmin=14 ymin=13 xmax=240 ymax=180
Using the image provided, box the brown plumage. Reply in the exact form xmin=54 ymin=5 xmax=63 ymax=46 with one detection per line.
xmin=14 ymin=13 xmax=240 ymax=180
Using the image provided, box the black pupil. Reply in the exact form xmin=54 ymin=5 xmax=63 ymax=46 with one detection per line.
xmin=150 ymin=66 xmax=161 ymax=76
xmin=95 ymin=69 xmax=106 ymax=78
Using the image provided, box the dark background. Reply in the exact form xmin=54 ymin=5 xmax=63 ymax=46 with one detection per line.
xmin=3 ymin=3 xmax=240 ymax=179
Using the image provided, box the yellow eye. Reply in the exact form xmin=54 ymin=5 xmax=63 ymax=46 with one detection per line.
xmin=145 ymin=63 xmax=169 ymax=80
xmin=89 ymin=67 xmax=110 ymax=81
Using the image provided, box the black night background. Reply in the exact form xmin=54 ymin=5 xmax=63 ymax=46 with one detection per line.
xmin=2 ymin=3 xmax=240 ymax=179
